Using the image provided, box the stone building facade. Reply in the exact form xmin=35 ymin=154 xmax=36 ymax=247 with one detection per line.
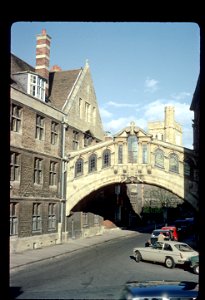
xmin=10 ymin=29 xmax=105 ymax=252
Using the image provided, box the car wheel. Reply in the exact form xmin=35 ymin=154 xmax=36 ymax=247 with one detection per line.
xmin=193 ymin=265 xmax=199 ymax=275
xmin=165 ymin=257 xmax=175 ymax=268
xmin=134 ymin=250 xmax=142 ymax=262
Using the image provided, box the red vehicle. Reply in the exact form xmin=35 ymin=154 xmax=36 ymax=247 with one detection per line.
xmin=161 ymin=226 xmax=178 ymax=241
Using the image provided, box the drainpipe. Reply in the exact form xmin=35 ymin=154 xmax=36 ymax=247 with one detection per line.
xmin=60 ymin=117 xmax=68 ymax=242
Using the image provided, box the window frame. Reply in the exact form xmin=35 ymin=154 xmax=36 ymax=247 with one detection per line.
xmin=118 ymin=144 xmax=123 ymax=164
xmin=48 ymin=203 xmax=56 ymax=230
xmin=51 ymin=121 xmax=59 ymax=145
xmin=154 ymin=148 xmax=164 ymax=169
xmin=184 ymin=159 xmax=194 ymax=179
xmin=102 ymin=149 xmax=111 ymax=168
xmin=88 ymin=154 xmax=97 ymax=173
xmin=73 ymin=130 xmax=79 ymax=150
xmin=10 ymin=202 xmax=18 ymax=236
xmin=10 ymin=152 xmax=20 ymax=181
xmin=34 ymin=158 xmax=43 ymax=184
xmin=75 ymin=158 xmax=84 ymax=177
xmin=32 ymin=203 xmax=42 ymax=232
xmin=35 ymin=115 xmax=44 ymax=140
xmin=11 ymin=104 xmax=22 ymax=132
xmin=85 ymin=102 xmax=90 ymax=122
xmin=49 ymin=161 xmax=57 ymax=186
xmin=84 ymin=132 xmax=92 ymax=147
xmin=128 ymin=135 xmax=138 ymax=163
xmin=169 ymin=153 xmax=179 ymax=173
xmin=29 ymin=73 xmax=46 ymax=101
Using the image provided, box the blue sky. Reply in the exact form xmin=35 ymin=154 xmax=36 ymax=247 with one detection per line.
xmin=11 ymin=22 xmax=200 ymax=149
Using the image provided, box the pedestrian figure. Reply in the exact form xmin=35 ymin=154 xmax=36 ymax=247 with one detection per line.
xmin=158 ymin=232 xmax=165 ymax=241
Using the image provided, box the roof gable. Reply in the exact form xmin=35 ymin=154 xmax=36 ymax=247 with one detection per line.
xmin=114 ymin=122 xmax=151 ymax=138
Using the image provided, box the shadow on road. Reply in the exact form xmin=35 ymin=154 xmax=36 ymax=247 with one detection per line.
xmin=129 ymin=255 xmax=136 ymax=261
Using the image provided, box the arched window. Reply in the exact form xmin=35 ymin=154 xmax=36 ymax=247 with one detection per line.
xmin=128 ymin=135 xmax=138 ymax=163
xmin=75 ymin=158 xmax=83 ymax=177
xmin=102 ymin=149 xmax=111 ymax=168
xmin=89 ymin=154 xmax=97 ymax=173
xmin=154 ymin=148 xmax=164 ymax=168
xmin=169 ymin=153 xmax=179 ymax=173
xmin=118 ymin=144 xmax=123 ymax=164
xmin=184 ymin=159 xmax=194 ymax=179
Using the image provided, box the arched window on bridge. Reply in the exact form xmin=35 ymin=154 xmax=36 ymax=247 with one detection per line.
xmin=89 ymin=153 xmax=97 ymax=173
xmin=102 ymin=149 xmax=111 ymax=168
xmin=154 ymin=148 xmax=164 ymax=168
xmin=128 ymin=135 xmax=138 ymax=163
xmin=75 ymin=158 xmax=84 ymax=177
xmin=118 ymin=144 xmax=123 ymax=164
xmin=169 ymin=153 xmax=179 ymax=173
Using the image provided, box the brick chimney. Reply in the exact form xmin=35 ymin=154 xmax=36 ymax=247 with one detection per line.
xmin=35 ymin=29 xmax=51 ymax=96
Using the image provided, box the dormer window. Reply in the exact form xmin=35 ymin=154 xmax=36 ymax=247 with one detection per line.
xmin=12 ymin=71 xmax=46 ymax=102
xmin=28 ymin=74 xmax=46 ymax=101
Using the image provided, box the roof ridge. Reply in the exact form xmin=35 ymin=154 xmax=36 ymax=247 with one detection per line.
xmin=49 ymin=68 xmax=82 ymax=74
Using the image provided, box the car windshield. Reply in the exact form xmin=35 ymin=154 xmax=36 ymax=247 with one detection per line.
xmin=152 ymin=230 xmax=170 ymax=236
xmin=152 ymin=230 xmax=161 ymax=236
xmin=174 ymin=243 xmax=194 ymax=252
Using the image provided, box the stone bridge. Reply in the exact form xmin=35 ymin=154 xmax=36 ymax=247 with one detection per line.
xmin=66 ymin=123 xmax=199 ymax=216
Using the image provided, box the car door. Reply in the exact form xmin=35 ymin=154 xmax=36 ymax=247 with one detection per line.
xmin=144 ymin=242 xmax=164 ymax=263
xmin=152 ymin=242 xmax=166 ymax=263
xmin=160 ymin=242 xmax=175 ymax=262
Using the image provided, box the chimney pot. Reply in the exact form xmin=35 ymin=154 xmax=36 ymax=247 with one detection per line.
xmin=50 ymin=65 xmax=62 ymax=72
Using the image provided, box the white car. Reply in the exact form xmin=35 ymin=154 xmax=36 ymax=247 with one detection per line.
xmin=133 ymin=240 xmax=198 ymax=269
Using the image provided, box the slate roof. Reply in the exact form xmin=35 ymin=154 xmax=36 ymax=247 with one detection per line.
xmin=10 ymin=54 xmax=35 ymax=92
xmin=48 ymin=69 xmax=82 ymax=110
xmin=11 ymin=53 xmax=35 ymax=74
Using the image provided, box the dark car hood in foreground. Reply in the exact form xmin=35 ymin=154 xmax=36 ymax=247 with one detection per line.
xmin=121 ymin=280 xmax=199 ymax=299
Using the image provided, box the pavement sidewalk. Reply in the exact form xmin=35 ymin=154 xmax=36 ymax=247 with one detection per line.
xmin=10 ymin=228 xmax=138 ymax=272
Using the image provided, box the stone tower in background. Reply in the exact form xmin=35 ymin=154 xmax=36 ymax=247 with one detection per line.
xmin=147 ymin=106 xmax=182 ymax=146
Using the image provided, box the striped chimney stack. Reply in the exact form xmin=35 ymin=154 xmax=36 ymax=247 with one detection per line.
xmin=35 ymin=29 xmax=51 ymax=96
